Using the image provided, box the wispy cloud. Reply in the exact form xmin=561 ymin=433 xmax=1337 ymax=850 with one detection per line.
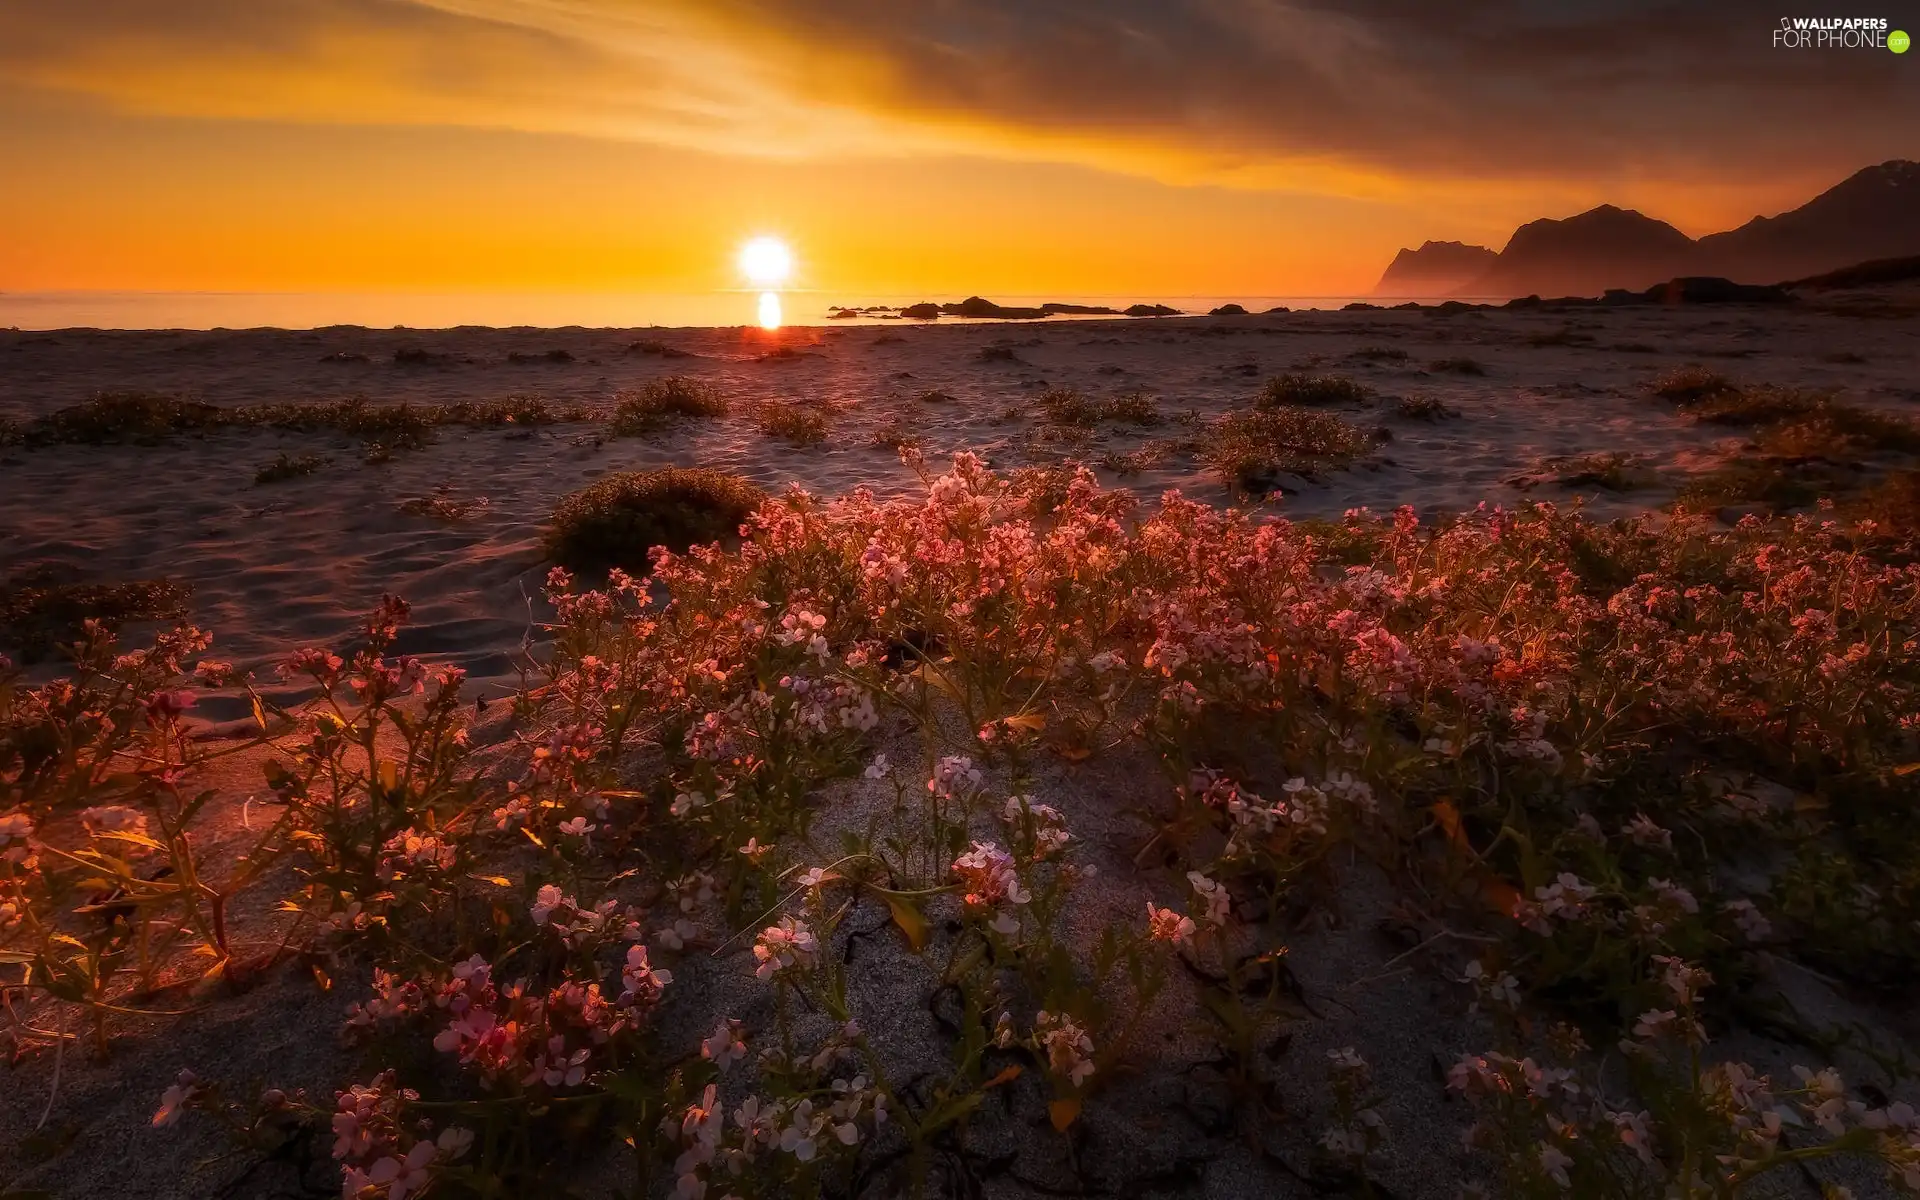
xmin=3 ymin=0 xmax=1913 ymax=212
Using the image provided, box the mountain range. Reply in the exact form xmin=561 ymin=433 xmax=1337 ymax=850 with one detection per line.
xmin=1373 ymin=160 xmax=1920 ymax=298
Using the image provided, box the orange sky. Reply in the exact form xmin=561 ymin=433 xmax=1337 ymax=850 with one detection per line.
xmin=1 ymin=1 xmax=1913 ymax=301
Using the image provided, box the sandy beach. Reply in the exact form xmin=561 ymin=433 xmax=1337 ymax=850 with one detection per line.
xmin=6 ymin=299 xmax=1915 ymax=695
xmin=4 ymin=294 xmax=1920 ymax=1200
xmin=8 ymin=6 xmax=1920 ymax=1195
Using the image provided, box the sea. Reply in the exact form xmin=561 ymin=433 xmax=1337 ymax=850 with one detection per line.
xmin=0 ymin=291 xmax=1459 ymax=332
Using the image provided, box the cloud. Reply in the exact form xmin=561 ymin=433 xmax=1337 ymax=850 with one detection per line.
xmin=2 ymin=0 xmax=1914 ymax=210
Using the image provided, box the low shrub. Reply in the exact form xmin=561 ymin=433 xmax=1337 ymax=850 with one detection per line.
xmin=1203 ymin=407 xmax=1379 ymax=490
xmin=25 ymin=391 xmax=225 ymax=444
xmin=1395 ymin=395 xmax=1460 ymax=421
xmin=546 ymin=468 xmax=765 ymax=571
xmin=610 ymin=377 xmax=727 ymax=435
xmin=869 ymin=419 xmax=924 ymax=451
xmin=254 ymin=451 xmax=328 ymax=484
xmin=0 ymin=566 xmax=191 ymax=662
xmin=1258 ymin=373 xmax=1370 ymax=408
xmin=1648 ymin=366 xmax=1736 ymax=404
xmin=17 ymin=393 xmax=575 ymax=451
xmin=1037 ymin=387 xmax=1099 ymax=427
xmin=1098 ymin=391 xmax=1164 ymax=426
xmin=398 ymin=485 xmax=490 ymax=522
xmin=626 ymin=339 xmax=695 ymax=358
xmin=1429 ymin=357 xmax=1486 ymax=375
xmin=753 ymin=400 xmax=829 ymax=446
xmin=1555 ymin=451 xmax=1647 ymax=492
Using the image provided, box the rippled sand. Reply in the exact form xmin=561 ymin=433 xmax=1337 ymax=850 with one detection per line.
xmin=3 ymin=302 xmax=1915 ymax=695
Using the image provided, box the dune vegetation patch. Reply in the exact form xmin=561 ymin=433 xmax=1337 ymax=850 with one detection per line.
xmin=626 ymin=339 xmax=697 ymax=359
xmin=868 ymin=417 xmax=925 ymax=452
xmin=1202 ymin=407 xmax=1380 ymax=491
xmin=1648 ymin=370 xmax=1920 ymax=517
xmin=546 ymin=467 xmax=765 ymax=572
xmin=752 ymin=400 xmax=830 ymax=447
xmin=610 ymin=377 xmax=728 ymax=436
xmin=6 ymin=457 xmax=1920 ymax=1198
xmin=1429 ymin=356 xmax=1487 ymax=375
xmin=0 ymin=565 xmax=191 ymax=662
xmin=1344 ymin=346 xmax=1410 ymax=363
xmin=16 ymin=392 xmax=581 ymax=452
xmin=1510 ymin=451 xmax=1654 ymax=494
xmin=398 ymin=484 xmax=491 ymax=522
xmin=1672 ymin=401 xmax=1920 ymax=517
xmin=1257 ymin=372 xmax=1371 ymax=408
xmin=1097 ymin=391 xmax=1164 ymax=426
xmin=254 ymin=451 xmax=329 ymax=485
xmin=1035 ymin=386 xmax=1099 ymax=428
xmin=1095 ymin=438 xmax=1187 ymax=476
xmin=1034 ymin=387 xmax=1166 ymax=430
xmin=1394 ymin=395 xmax=1461 ymax=421
xmin=1648 ymin=366 xmax=1738 ymax=404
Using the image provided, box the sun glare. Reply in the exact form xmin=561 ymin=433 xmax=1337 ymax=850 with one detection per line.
xmin=757 ymin=291 xmax=783 ymax=330
xmin=738 ymin=236 xmax=792 ymax=286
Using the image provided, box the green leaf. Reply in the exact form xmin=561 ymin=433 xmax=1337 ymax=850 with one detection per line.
xmin=879 ymin=891 xmax=930 ymax=953
xmin=915 ymin=1091 xmax=985 ymax=1137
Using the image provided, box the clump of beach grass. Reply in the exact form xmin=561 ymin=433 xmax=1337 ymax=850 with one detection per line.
xmin=1096 ymin=438 xmax=1186 ymax=476
xmin=1556 ymin=452 xmax=1649 ymax=492
xmin=1099 ymin=391 xmax=1164 ymax=426
xmin=1037 ymin=387 xmax=1098 ymax=427
xmin=0 ymin=566 xmax=191 ymax=662
xmin=1258 ymin=373 xmax=1370 ymax=408
xmin=1346 ymin=346 xmax=1410 ymax=363
xmin=869 ymin=418 xmax=924 ymax=452
xmin=398 ymin=484 xmax=490 ymax=522
xmin=753 ymin=400 xmax=829 ymax=446
xmin=254 ymin=451 xmax=329 ymax=485
xmin=1395 ymin=395 xmax=1460 ymax=421
xmin=18 ymin=392 xmax=579 ymax=452
xmin=1648 ymin=366 xmax=1738 ymax=404
xmin=610 ymin=377 xmax=728 ymax=435
xmin=547 ymin=468 xmax=765 ymax=572
xmin=1202 ymin=408 xmax=1379 ymax=492
xmin=1035 ymin=387 xmax=1165 ymax=429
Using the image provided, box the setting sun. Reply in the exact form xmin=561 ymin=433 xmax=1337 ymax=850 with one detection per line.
xmin=737 ymin=235 xmax=792 ymax=286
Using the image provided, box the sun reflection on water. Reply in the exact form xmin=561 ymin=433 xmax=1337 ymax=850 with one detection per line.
xmin=757 ymin=291 xmax=783 ymax=330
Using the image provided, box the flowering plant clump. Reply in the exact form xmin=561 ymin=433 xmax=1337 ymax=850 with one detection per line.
xmin=6 ymin=454 xmax=1919 ymax=1196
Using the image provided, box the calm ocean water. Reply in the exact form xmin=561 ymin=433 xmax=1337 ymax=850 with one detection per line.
xmin=0 ymin=291 xmax=1449 ymax=332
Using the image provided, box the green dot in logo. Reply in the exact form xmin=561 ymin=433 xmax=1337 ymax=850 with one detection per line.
xmin=1892 ymin=29 xmax=1912 ymax=52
